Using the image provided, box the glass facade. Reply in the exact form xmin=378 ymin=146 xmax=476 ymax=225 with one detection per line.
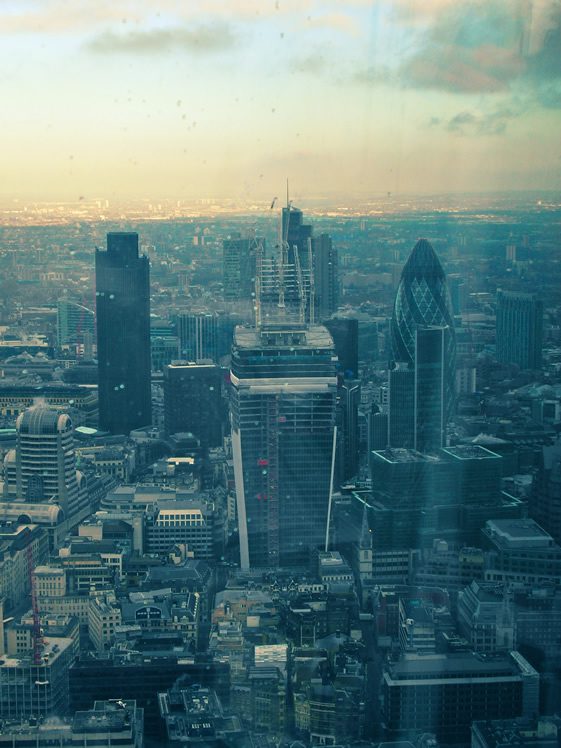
xmin=230 ymin=325 xmax=337 ymax=569
xmin=390 ymin=239 xmax=456 ymax=425
xmin=95 ymin=233 xmax=151 ymax=434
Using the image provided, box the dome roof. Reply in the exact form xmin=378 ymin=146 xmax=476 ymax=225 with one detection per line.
xmin=16 ymin=406 xmax=72 ymax=435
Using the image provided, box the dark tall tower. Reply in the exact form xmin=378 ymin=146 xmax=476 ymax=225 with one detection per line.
xmin=324 ymin=317 xmax=359 ymax=377
xmin=413 ymin=326 xmax=446 ymax=452
xmin=95 ymin=232 xmax=151 ymax=434
xmin=164 ymin=362 xmax=224 ymax=448
xmin=390 ymin=239 xmax=456 ymax=429
xmin=313 ymin=233 xmax=339 ymax=320
xmin=496 ymin=290 xmax=543 ymax=370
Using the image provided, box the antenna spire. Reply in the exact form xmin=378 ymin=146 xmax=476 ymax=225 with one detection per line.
xmin=286 ymin=178 xmax=289 ymax=208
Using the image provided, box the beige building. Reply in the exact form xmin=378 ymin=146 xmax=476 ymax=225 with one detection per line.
xmin=0 ymin=525 xmax=49 ymax=611
xmin=88 ymin=594 xmax=122 ymax=652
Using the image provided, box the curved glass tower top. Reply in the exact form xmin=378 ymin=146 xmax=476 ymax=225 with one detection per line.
xmin=390 ymin=238 xmax=456 ymax=423
xmin=391 ymin=239 xmax=455 ymax=363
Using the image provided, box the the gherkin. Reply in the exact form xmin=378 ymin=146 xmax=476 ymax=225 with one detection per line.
xmin=390 ymin=238 xmax=456 ymax=424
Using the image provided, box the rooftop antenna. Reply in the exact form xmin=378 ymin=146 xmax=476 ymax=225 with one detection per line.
xmin=286 ymin=178 xmax=290 ymax=208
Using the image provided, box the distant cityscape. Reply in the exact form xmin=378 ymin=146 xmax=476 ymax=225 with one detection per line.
xmin=0 ymin=196 xmax=559 ymax=748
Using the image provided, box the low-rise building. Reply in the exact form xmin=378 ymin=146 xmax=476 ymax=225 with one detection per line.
xmin=144 ymin=498 xmax=225 ymax=561
xmin=0 ymin=636 xmax=76 ymax=720
xmin=472 ymin=715 xmax=561 ymax=748
xmin=483 ymin=519 xmax=561 ymax=586
xmin=0 ymin=523 xmax=49 ymax=611
xmin=457 ymin=581 xmax=515 ymax=652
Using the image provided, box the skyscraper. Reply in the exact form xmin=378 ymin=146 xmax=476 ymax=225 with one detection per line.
xmin=164 ymin=362 xmax=224 ymax=447
xmin=496 ymin=290 xmax=543 ymax=370
xmin=175 ymin=310 xmax=237 ymax=363
xmin=223 ymin=235 xmax=261 ymax=302
xmin=337 ymin=378 xmax=361 ymax=482
xmin=389 ymin=239 xmax=456 ymax=443
xmin=95 ymin=232 xmax=151 ymax=434
xmin=313 ymin=233 xmax=339 ymax=321
xmin=281 ymin=205 xmax=338 ymax=323
xmin=56 ymin=299 xmax=95 ymax=347
xmin=389 ymin=328 xmax=449 ymax=452
xmin=230 ymin=324 xmax=338 ymax=569
xmin=413 ymin=326 xmax=446 ymax=452
xmin=324 ymin=317 xmax=359 ymax=377
xmin=14 ymin=406 xmax=90 ymax=525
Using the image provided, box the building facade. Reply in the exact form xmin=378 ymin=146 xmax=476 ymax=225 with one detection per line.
xmin=496 ymin=290 xmax=543 ymax=370
xmin=57 ymin=299 xmax=95 ymax=347
xmin=230 ymin=324 xmax=338 ymax=569
xmin=95 ymin=232 xmax=151 ymax=434
xmin=13 ymin=406 xmax=90 ymax=526
xmin=390 ymin=239 xmax=456 ymax=443
xmin=163 ymin=362 xmax=224 ymax=446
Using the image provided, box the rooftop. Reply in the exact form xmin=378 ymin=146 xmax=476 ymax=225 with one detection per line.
xmin=234 ymin=324 xmax=334 ymax=351
xmin=387 ymin=651 xmax=535 ymax=680
xmin=442 ymin=445 xmax=501 ymax=460
xmin=484 ymin=519 xmax=555 ymax=549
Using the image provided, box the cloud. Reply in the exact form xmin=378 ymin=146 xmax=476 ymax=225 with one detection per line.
xmin=440 ymin=105 xmax=521 ymax=136
xmin=87 ymin=22 xmax=238 ymax=54
xmin=290 ymin=52 xmax=328 ymax=75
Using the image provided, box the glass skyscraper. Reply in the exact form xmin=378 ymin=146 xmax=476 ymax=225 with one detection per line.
xmin=390 ymin=239 xmax=456 ymax=432
xmin=95 ymin=232 xmax=151 ymax=435
xmin=496 ymin=290 xmax=543 ymax=370
xmin=230 ymin=324 xmax=338 ymax=570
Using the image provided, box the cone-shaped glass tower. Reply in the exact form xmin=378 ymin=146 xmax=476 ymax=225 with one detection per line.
xmin=390 ymin=238 xmax=456 ymax=426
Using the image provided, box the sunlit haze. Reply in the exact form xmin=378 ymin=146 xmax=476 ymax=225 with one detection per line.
xmin=3 ymin=0 xmax=561 ymax=206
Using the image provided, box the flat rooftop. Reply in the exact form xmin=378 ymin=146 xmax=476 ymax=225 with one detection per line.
xmin=387 ymin=651 xmax=531 ymax=680
xmin=234 ymin=324 xmax=334 ymax=350
xmin=484 ymin=519 xmax=555 ymax=549
xmin=372 ymin=448 xmax=446 ymax=465
xmin=442 ymin=445 xmax=501 ymax=460
xmin=0 ymin=636 xmax=74 ymax=669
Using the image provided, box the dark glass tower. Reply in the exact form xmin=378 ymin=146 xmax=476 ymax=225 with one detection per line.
xmin=496 ymin=290 xmax=543 ymax=370
xmin=164 ymin=362 xmax=224 ymax=447
xmin=95 ymin=232 xmax=151 ymax=434
xmin=390 ymin=239 xmax=456 ymax=428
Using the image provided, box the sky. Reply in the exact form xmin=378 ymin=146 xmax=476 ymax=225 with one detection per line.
xmin=2 ymin=0 xmax=561 ymax=201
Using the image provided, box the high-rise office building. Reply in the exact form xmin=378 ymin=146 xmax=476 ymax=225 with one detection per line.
xmin=313 ymin=233 xmax=339 ymax=320
xmin=337 ymin=378 xmax=361 ymax=482
xmin=95 ymin=232 xmax=151 ymax=434
xmin=230 ymin=324 xmax=338 ymax=570
xmin=388 ymin=327 xmax=452 ymax=452
xmin=164 ymin=362 xmax=224 ymax=447
xmin=223 ymin=235 xmax=262 ymax=302
xmin=281 ymin=205 xmax=338 ymax=323
xmin=389 ymin=239 xmax=456 ymax=447
xmin=496 ymin=290 xmax=543 ymax=370
xmin=14 ymin=406 xmax=90 ymax=526
xmin=176 ymin=310 xmax=237 ymax=364
xmin=413 ymin=326 xmax=446 ymax=452
xmin=530 ymin=439 xmax=561 ymax=547
xmin=56 ymin=299 xmax=95 ymax=347
xmin=388 ymin=363 xmax=414 ymax=449
xmin=324 ymin=317 xmax=359 ymax=377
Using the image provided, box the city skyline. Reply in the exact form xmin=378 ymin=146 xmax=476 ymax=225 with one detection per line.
xmin=2 ymin=0 xmax=561 ymax=201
